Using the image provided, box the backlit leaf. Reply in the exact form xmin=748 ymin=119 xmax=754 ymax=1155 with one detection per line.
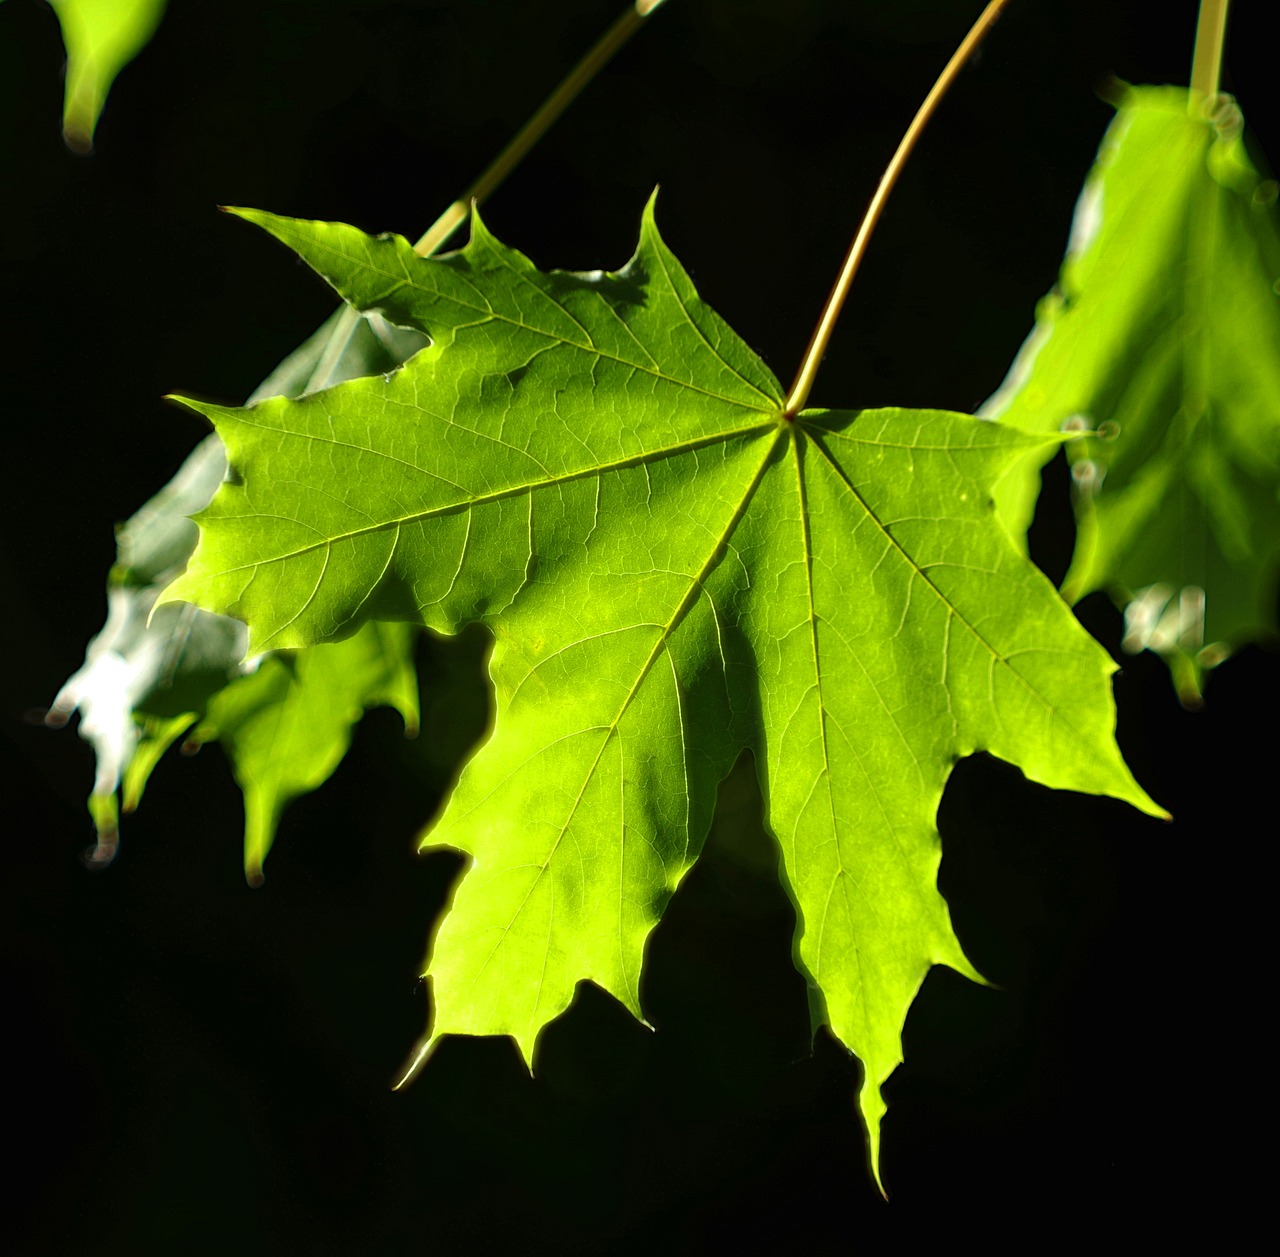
xmin=161 ymin=198 xmax=1163 ymax=1182
xmin=983 ymin=86 xmax=1280 ymax=703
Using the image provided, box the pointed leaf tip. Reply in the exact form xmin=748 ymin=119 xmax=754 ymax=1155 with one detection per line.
xmin=52 ymin=0 xmax=167 ymax=151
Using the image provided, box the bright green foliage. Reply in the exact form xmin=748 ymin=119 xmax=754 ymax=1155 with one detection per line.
xmin=198 ymin=622 xmax=419 ymax=884
xmin=48 ymin=0 xmax=166 ymax=150
xmin=161 ymin=198 xmax=1164 ymax=1181
xmin=984 ymin=87 xmax=1280 ymax=703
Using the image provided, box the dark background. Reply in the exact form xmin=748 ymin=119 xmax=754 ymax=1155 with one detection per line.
xmin=2 ymin=0 xmax=1273 ymax=1250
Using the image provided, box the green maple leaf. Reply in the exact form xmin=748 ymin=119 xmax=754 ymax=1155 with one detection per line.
xmin=984 ymin=86 xmax=1280 ymax=703
xmin=47 ymin=0 xmax=167 ymax=151
xmin=160 ymin=197 xmax=1164 ymax=1184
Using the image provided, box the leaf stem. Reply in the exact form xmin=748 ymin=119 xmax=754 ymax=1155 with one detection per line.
xmin=414 ymin=0 xmax=670 ymax=258
xmin=783 ymin=0 xmax=1014 ymax=417
xmin=1190 ymin=0 xmax=1231 ymax=103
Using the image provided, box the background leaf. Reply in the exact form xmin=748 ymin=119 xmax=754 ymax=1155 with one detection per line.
xmin=984 ymin=86 xmax=1280 ymax=702
xmin=48 ymin=0 xmax=166 ymax=151
xmin=199 ymin=620 xmax=419 ymax=884
xmin=45 ymin=435 xmax=245 ymax=861
xmin=47 ymin=306 xmax=425 ymax=871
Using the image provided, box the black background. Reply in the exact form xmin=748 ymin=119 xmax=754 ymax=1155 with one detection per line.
xmin=3 ymin=0 xmax=1273 ymax=1251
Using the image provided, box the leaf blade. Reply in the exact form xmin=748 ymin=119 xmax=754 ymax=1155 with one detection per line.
xmin=984 ymin=86 xmax=1280 ymax=698
xmin=164 ymin=203 xmax=1161 ymax=1182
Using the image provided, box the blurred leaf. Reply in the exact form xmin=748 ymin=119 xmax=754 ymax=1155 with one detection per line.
xmin=984 ymin=86 xmax=1280 ymax=702
xmin=49 ymin=0 xmax=167 ymax=151
xmin=47 ymin=436 xmax=245 ymax=864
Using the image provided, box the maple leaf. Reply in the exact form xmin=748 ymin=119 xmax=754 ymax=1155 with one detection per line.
xmin=160 ymin=197 xmax=1164 ymax=1183
xmin=983 ymin=86 xmax=1280 ymax=703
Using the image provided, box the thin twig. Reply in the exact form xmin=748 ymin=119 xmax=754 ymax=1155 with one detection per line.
xmin=294 ymin=3 xmax=669 ymax=398
xmin=784 ymin=0 xmax=1015 ymax=417
xmin=414 ymin=0 xmax=670 ymax=257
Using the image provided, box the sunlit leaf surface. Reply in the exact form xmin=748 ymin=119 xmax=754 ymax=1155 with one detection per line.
xmin=162 ymin=200 xmax=1163 ymax=1181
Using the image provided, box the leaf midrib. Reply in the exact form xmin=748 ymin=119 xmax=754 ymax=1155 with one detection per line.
xmin=207 ymin=419 xmax=778 ymax=574
xmin=440 ymin=429 xmax=787 ymax=1014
